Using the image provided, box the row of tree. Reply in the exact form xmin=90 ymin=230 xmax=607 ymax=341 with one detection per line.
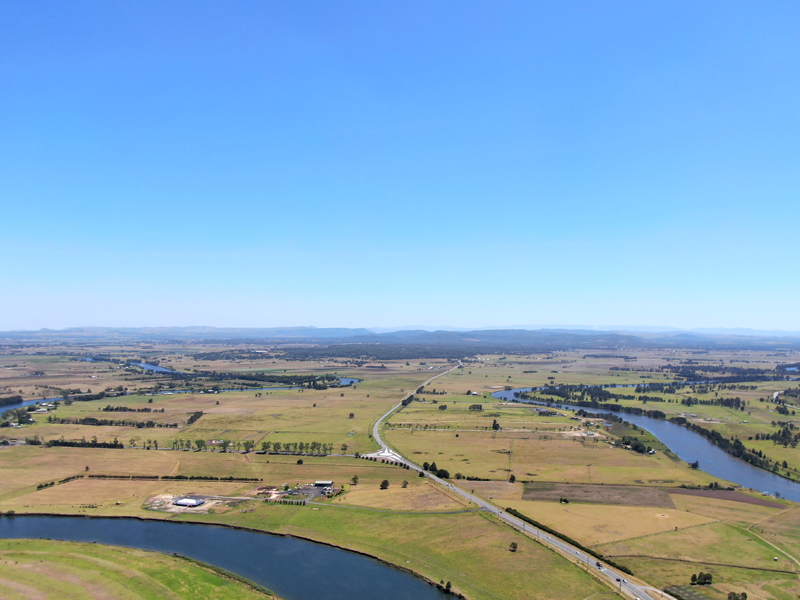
xmin=46 ymin=416 xmax=178 ymax=429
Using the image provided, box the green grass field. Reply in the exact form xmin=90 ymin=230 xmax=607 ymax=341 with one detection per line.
xmin=0 ymin=539 xmax=277 ymax=599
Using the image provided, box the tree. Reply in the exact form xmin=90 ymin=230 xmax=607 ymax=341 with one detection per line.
xmin=492 ymin=419 xmax=500 ymax=431
xmin=445 ymin=582 xmax=452 ymax=592
xmin=402 ymin=480 xmax=408 ymax=488
xmin=351 ymin=475 xmax=359 ymax=485
xmin=438 ymin=404 xmax=447 ymax=411
xmin=509 ymin=474 xmax=516 ymax=483
xmin=690 ymin=460 xmax=700 ymax=470
xmin=341 ymin=443 xmax=348 ymax=452
xmin=509 ymin=542 xmax=518 ymax=552
xmin=423 ymin=461 xmax=430 ymax=470
xmin=380 ymin=479 xmax=389 ymax=490
xmin=297 ymin=459 xmax=303 ymax=464
xmin=349 ymin=413 xmax=355 ymax=419
xmin=437 ymin=469 xmax=450 ymax=479
xmin=243 ymin=440 xmax=255 ymax=453
xmin=429 ymin=462 xmax=438 ymax=472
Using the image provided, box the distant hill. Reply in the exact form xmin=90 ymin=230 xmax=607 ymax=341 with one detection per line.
xmin=1 ymin=326 xmax=798 ymax=355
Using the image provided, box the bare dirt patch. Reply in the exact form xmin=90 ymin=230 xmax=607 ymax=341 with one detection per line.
xmin=668 ymin=488 xmax=786 ymax=509
xmin=145 ymin=494 xmax=226 ymax=514
xmin=523 ymin=482 xmax=675 ymax=508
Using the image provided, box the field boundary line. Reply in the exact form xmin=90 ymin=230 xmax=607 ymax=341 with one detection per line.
xmin=593 ymin=520 xmax=720 ymax=549
xmin=736 ymin=523 xmax=800 ymax=568
xmin=603 ymin=554 xmax=795 ymax=574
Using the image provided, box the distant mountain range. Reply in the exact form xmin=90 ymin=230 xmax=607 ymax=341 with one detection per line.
xmin=1 ymin=325 xmax=799 ymax=351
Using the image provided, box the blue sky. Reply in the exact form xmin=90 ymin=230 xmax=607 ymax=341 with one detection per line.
xmin=2 ymin=1 xmax=799 ymax=331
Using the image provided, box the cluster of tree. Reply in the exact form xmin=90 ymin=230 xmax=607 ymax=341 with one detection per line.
xmin=46 ymin=416 xmax=178 ymax=429
xmin=46 ymin=437 xmax=123 ymax=449
xmin=36 ymin=481 xmax=55 ymax=490
xmin=68 ymin=391 xmax=109 ymax=402
xmin=187 ymin=411 xmax=204 ymax=425
xmin=690 ymin=572 xmax=713 ymax=585
xmin=619 ymin=436 xmax=652 ymax=454
xmin=416 ymin=386 xmax=446 ymax=395
xmin=422 ymin=461 xmax=450 ymax=478
xmin=89 ymin=474 xmax=159 ymax=480
xmin=469 ymin=404 xmax=483 ymax=411
xmin=162 ymin=474 xmax=260 ymax=482
xmin=59 ymin=475 xmax=82 ymax=484
xmin=0 ymin=396 xmax=23 ymax=407
xmin=680 ymin=396 xmax=746 ymax=410
xmin=504 ymin=508 xmax=633 ymax=575
xmin=755 ymin=424 xmax=800 ymax=448
xmin=171 ymin=439 xmax=209 ymax=451
xmin=209 ymin=440 xmax=255 ymax=453
xmin=727 ymin=593 xmax=748 ymax=600
xmin=102 ymin=405 xmax=162 ymax=413
xmin=265 ymin=498 xmax=306 ymax=505
xmin=637 ymin=395 xmax=666 ymax=403
xmin=280 ymin=344 xmax=472 ymax=361
xmin=260 ymin=441 xmax=333 ymax=455
xmin=662 ymin=364 xmax=785 ymax=384
xmin=192 ymin=350 xmax=277 ymax=361
xmin=575 ymin=409 xmax=625 ymax=424
xmin=519 ymin=392 xmax=668 ymax=420
xmin=1 ymin=407 xmax=35 ymax=426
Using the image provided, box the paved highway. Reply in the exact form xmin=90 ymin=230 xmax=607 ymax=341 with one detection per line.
xmin=369 ymin=362 xmax=673 ymax=600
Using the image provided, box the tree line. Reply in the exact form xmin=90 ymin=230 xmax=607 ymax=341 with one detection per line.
xmin=46 ymin=416 xmax=178 ymax=429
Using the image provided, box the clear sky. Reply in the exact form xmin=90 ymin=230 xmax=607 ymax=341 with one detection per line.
xmin=2 ymin=1 xmax=799 ymax=331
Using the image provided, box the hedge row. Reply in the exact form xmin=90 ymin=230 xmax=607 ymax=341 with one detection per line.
xmin=86 ymin=474 xmax=261 ymax=482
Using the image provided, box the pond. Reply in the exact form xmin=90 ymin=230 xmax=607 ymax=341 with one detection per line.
xmin=0 ymin=515 xmax=447 ymax=600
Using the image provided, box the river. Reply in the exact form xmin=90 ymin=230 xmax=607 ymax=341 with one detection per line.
xmin=493 ymin=387 xmax=800 ymax=502
xmin=0 ymin=515 xmax=447 ymax=600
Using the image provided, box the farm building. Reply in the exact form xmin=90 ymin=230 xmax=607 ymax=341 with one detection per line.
xmin=173 ymin=497 xmax=205 ymax=507
xmin=314 ymin=480 xmax=334 ymax=487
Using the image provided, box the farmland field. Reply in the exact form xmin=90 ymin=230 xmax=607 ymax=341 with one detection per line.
xmin=2 ymin=345 xmax=800 ymax=599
